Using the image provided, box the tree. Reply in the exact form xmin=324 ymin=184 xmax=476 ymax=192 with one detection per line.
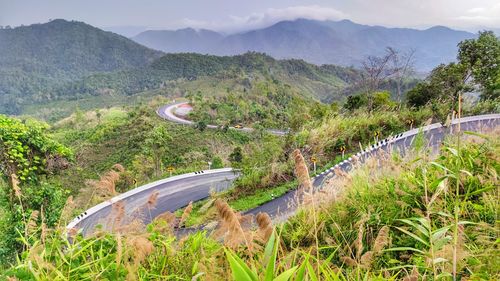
xmin=211 ymin=156 xmax=224 ymax=169
xmin=388 ymin=47 xmax=416 ymax=102
xmin=344 ymin=94 xmax=368 ymax=111
xmin=458 ymin=31 xmax=500 ymax=100
xmin=144 ymin=125 xmax=171 ymax=177
xmin=407 ymin=63 xmax=470 ymax=108
xmin=196 ymin=120 xmax=207 ymax=131
xmin=361 ymin=48 xmax=397 ymax=109
xmin=372 ymin=91 xmax=395 ymax=109
xmin=0 ymin=115 xmax=71 ymax=187
xmin=229 ymin=147 xmax=243 ymax=165
xmin=406 ymin=82 xmax=437 ymax=107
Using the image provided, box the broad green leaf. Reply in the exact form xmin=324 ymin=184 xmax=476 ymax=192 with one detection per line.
xmin=273 ymin=266 xmax=298 ymax=281
xmin=432 ymin=257 xmax=449 ymax=265
xmin=225 ymin=249 xmax=258 ymax=281
xmin=384 ymin=247 xmax=426 ymax=255
xmin=463 ymin=131 xmax=489 ymax=140
xmin=306 ymin=260 xmax=319 ymax=281
xmin=265 ymin=231 xmax=278 ymax=281
xmin=431 ymin=226 xmax=450 ymax=244
xmin=397 ymin=219 xmax=428 ymax=238
xmin=294 ymin=255 xmax=308 ymax=281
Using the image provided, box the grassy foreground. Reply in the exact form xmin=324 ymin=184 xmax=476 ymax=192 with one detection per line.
xmin=2 ymin=129 xmax=498 ymax=280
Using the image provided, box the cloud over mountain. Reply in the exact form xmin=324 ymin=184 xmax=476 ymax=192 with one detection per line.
xmin=179 ymin=5 xmax=347 ymax=33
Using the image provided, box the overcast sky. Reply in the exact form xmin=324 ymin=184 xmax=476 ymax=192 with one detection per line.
xmin=1 ymin=0 xmax=499 ymax=36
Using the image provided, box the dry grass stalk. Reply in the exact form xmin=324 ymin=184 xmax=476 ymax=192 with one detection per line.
xmin=373 ymin=226 xmax=390 ymax=253
xmin=57 ymin=195 xmax=75 ymax=227
xmin=116 ymin=219 xmax=146 ymax=235
xmin=10 ymin=174 xmax=22 ymax=198
xmin=74 ymin=164 xmax=126 ymax=212
xmin=256 ymin=212 xmax=273 ymax=242
xmin=334 ymin=166 xmax=351 ymax=179
xmin=39 ymin=206 xmax=47 ymax=244
xmin=116 ymin=234 xmax=123 ymax=267
xmin=126 ymin=235 xmax=155 ymax=264
xmin=100 ymin=170 xmax=120 ymax=195
xmin=155 ymin=211 xmax=176 ymax=225
xmin=125 ymin=234 xmax=155 ymax=280
xmin=214 ymin=199 xmax=252 ymax=250
xmin=359 ymin=251 xmax=374 ymax=268
xmin=40 ymin=222 xmax=47 ymax=244
xmin=26 ymin=210 xmax=39 ymax=236
xmin=179 ymin=201 xmax=193 ymax=227
xmin=112 ymin=163 xmax=125 ymax=173
xmin=340 ymin=256 xmax=357 ymax=267
xmin=152 ymin=211 xmax=176 ymax=234
xmin=293 ymin=148 xmax=321 ymax=276
xmin=293 ymin=149 xmax=312 ymax=192
xmin=355 ymin=217 xmax=368 ymax=261
xmin=94 ymin=164 xmax=124 ymax=198
xmin=67 ymin=227 xmax=78 ymax=238
xmin=436 ymin=223 xmax=468 ymax=273
xmin=146 ymin=191 xmax=159 ymax=209
xmin=110 ymin=201 xmax=125 ymax=232
xmin=403 ymin=266 xmax=420 ymax=281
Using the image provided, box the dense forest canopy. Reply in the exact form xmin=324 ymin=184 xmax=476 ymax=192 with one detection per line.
xmin=0 ymin=19 xmax=163 ymax=114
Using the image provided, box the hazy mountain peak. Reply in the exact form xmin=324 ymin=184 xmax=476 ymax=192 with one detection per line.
xmin=426 ymin=25 xmax=454 ymax=32
xmin=131 ymin=18 xmax=475 ymax=71
xmin=0 ymin=19 xmax=162 ymax=90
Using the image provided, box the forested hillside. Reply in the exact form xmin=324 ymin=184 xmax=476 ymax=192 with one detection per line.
xmin=63 ymin=52 xmax=358 ymax=102
xmin=0 ymin=19 xmax=163 ymax=114
xmin=1 ymin=46 xmax=361 ymax=116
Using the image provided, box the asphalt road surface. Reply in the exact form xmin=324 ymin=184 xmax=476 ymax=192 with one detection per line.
xmin=67 ymin=168 xmax=239 ymax=236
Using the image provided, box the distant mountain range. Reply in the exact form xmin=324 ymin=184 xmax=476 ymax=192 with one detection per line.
xmin=132 ymin=19 xmax=476 ymax=71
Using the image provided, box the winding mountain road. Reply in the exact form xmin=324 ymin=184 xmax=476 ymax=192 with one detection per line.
xmin=157 ymin=102 xmax=288 ymax=136
xmin=68 ymin=107 xmax=500 ymax=236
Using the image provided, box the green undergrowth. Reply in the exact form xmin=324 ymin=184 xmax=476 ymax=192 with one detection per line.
xmin=182 ymin=181 xmax=298 ymax=227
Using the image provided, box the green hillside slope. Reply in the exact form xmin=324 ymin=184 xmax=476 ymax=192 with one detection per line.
xmin=0 ymin=19 xmax=163 ymax=114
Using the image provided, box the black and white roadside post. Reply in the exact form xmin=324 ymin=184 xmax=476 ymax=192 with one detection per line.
xmin=340 ymin=146 xmax=346 ymax=159
xmin=208 ymin=161 xmax=212 ymax=170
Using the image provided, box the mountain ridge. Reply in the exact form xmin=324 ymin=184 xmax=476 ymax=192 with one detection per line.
xmin=132 ymin=18 xmax=476 ymax=71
